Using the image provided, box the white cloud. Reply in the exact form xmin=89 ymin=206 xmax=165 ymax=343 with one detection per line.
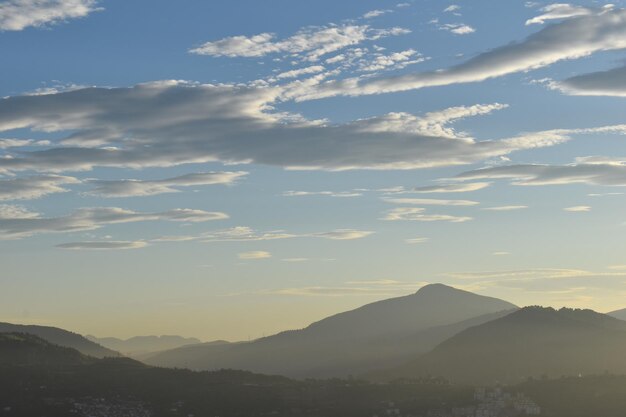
xmin=0 ymin=83 xmax=562 ymax=172
xmin=282 ymin=190 xmax=362 ymax=198
xmin=309 ymin=229 xmax=374 ymax=240
xmin=200 ymin=227 xmax=295 ymax=243
xmin=156 ymin=226 xmax=373 ymax=243
xmin=56 ymin=240 xmax=148 ymax=250
xmin=0 ymin=175 xmax=80 ymax=200
xmin=482 ymin=205 xmax=528 ymax=211
xmin=526 ymin=3 xmax=596 ymax=25
xmin=238 ymin=250 xmax=271 ymax=260
xmin=564 ymin=205 xmax=591 ymax=212
xmin=405 ymin=237 xmax=429 ymax=244
xmin=0 ymin=0 xmax=101 ymax=31
xmin=282 ymin=258 xmax=309 ymax=262
xmin=0 ymin=138 xmax=49 ymax=148
xmin=294 ymin=8 xmax=626 ymax=99
xmin=456 ymin=154 xmax=626 ymax=187
xmin=189 ymin=24 xmax=410 ymax=62
xmin=444 ymin=5 xmax=461 ymax=13
xmin=87 ymin=171 xmax=247 ymax=197
xmin=383 ymin=197 xmax=479 ymax=206
xmin=492 ymin=251 xmax=511 ymax=256
xmin=444 ymin=268 xmax=619 ymax=280
xmin=439 ymin=23 xmax=475 ymax=35
xmin=0 ymin=204 xmax=39 ymax=219
xmin=413 ymin=182 xmax=491 ymax=193
xmin=0 ymin=207 xmax=228 ymax=239
xmin=552 ymin=64 xmax=626 ymax=97
xmin=382 ymin=207 xmax=472 ymax=222
xmin=362 ymin=9 xmax=391 ymax=19
xmin=275 ymin=65 xmax=325 ymax=80
xmin=357 ymin=49 xmax=425 ymax=72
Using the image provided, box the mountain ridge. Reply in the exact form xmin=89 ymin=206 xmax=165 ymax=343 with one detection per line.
xmin=379 ymin=306 xmax=626 ymax=384
xmin=0 ymin=322 xmax=119 ymax=358
xmin=145 ymin=283 xmax=517 ymax=378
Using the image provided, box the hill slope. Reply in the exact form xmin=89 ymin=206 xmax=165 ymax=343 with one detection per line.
xmin=146 ymin=284 xmax=517 ymax=377
xmin=0 ymin=322 xmax=119 ymax=358
xmin=608 ymin=307 xmax=626 ymax=321
xmin=383 ymin=307 xmax=626 ymax=384
xmin=86 ymin=334 xmax=202 ymax=356
xmin=0 ymin=332 xmax=95 ymax=367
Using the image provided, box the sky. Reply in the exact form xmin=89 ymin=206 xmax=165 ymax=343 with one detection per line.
xmin=3 ymin=0 xmax=626 ymax=341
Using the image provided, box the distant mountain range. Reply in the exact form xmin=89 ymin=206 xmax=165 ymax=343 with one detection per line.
xmin=0 ymin=322 xmax=119 ymax=358
xmin=144 ymin=284 xmax=517 ymax=377
xmin=4 ymin=284 xmax=626 ymax=385
xmin=86 ymin=334 xmax=202 ymax=356
xmin=380 ymin=306 xmax=626 ymax=384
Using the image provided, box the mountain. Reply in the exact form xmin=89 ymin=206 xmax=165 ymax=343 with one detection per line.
xmin=86 ymin=334 xmax=202 ymax=356
xmin=145 ymin=284 xmax=517 ymax=378
xmin=0 ymin=335 xmax=472 ymax=417
xmin=0 ymin=332 xmax=95 ymax=367
xmin=608 ymin=307 xmax=626 ymax=321
xmin=381 ymin=307 xmax=626 ymax=385
xmin=0 ymin=322 xmax=119 ymax=358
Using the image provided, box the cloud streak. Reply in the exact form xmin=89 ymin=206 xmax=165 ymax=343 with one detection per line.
xmin=382 ymin=207 xmax=472 ymax=222
xmin=56 ymin=240 xmax=148 ymax=250
xmin=0 ymin=0 xmax=101 ymax=31
xmin=456 ymin=156 xmax=626 ymax=187
xmin=189 ymin=24 xmax=409 ymax=62
xmin=0 ymin=175 xmax=80 ymax=200
xmin=87 ymin=171 xmax=247 ymax=197
xmin=293 ymin=8 xmax=626 ymax=99
xmin=0 ymin=206 xmax=228 ymax=239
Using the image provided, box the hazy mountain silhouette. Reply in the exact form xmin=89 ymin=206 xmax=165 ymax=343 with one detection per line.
xmin=609 ymin=307 xmax=626 ymax=321
xmin=0 ymin=322 xmax=119 ymax=358
xmin=0 ymin=333 xmax=96 ymax=367
xmin=381 ymin=307 xmax=626 ymax=384
xmin=145 ymin=284 xmax=516 ymax=378
xmin=86 ymin=334 xmax=202 ymax=356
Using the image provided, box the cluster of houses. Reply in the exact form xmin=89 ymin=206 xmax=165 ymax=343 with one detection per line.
xmin=376 ymin=387 xmax=541 ymax=417
xmin=71 ymin=397 xmax=152 ymax=417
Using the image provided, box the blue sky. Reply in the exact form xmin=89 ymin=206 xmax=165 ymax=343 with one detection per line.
xmin=3 ymin=0 xmax=626 ymax=340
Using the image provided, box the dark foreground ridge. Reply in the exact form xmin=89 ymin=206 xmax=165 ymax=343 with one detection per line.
xmin=3 ymin=331 xmax=626 ymax=417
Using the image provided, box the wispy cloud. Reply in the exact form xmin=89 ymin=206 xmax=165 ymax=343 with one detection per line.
xmin=238 ymin=250 xmax=272 ymax=260
xmin=56 ymin=240 xmax=148 ymax=250
xmin=0 ymin=206 xmax=228 ymax=239
xmin=0 ymin=0 xmax=102 ymax=31
xmin=482 ymin=205 xmax=528 ymax=211
xmin=413 ymin=182 xmax=491 ymax=193
xmin=0 ymin=84 xmax=561 ymax=172
xmin=525 ymin=3 xmax=597 ymax=25
xmin=292 ymin=8 xmax=626 ymax=99
xmin=564 ymin=205 xmax=591 ymax=212
xmin=87 ymin=171 xmax=247 ymax=198
xmin=383 ymin=207 xmax=472 ymax=222
xmin=0 ymin=175 xmax=80 ymax=201
xmin=456 ymin=154 xmax=626 ymax=187
xmin=383 ymin=197 xmax=479 ymax=206
xmin=189 ymin=24 xmax=409 ymax=62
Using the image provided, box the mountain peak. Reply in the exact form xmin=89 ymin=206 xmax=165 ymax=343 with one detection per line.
xmin=415 ymin=283 xmax=457 ymax=294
